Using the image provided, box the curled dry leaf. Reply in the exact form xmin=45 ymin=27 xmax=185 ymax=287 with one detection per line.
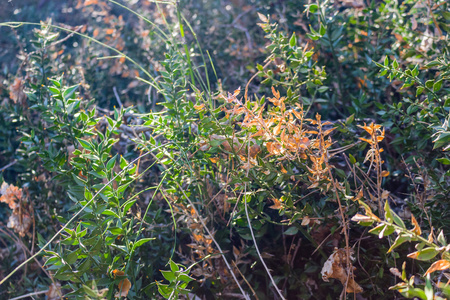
xmin=321 ymin=247 xmax=363 ymax=294
xmin=389 ymin=268 xmax=402 ymax=279
xmin=424 ymin=260 xmax=450 ymax=276
xmin=7 ymin=213 xmax=32 ymax=238
xmin=301 ymin=216 xmax=311 ymax=226
xmin=198 ymin=140 xmax=210 ymax=151
xmin=269 ymin=198 xmax=283 ymax=210
xmin=194 ymin=103 xmax=205 ymax=110
xmin=113 ymin=270 xmax=132 ymax=298
xmin=0 ymin=182 xmax=22 ymax=209
xmin=411 ymin=214 xmax=422 ymax=236
xmin=351 ymin=213 xmax=373 ymax=223
xmin=0 ymin=182 xmax=32 ymax=237
xmin=46 ymin=282 xmax=62 ymax=300
xmin=9 ymin=77 xmax=27 ymax=105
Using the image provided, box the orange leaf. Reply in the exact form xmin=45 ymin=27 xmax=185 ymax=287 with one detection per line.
xmin=424 ymin=260 xmax=450 ymax=276
xmin=209 ymin=157 xmax=219 ymax=163
xmin=194 ymin=104 xmax=205 ymax=110
xmin=113 ymin=270 xmax=132 ymax=297
xmin=93 ymin=28 xmax=99 ymax=38
xmin=280 ymin=164 xmax=287 ymax=174
xmin=273 ymin=122 xmax=282 ymax=135
xmin=106 ymin=28 xmax=114 ymax=35
xmin=117 ymin=278 xmax=131 ymax=297
xmin=233 ymin=88 xmax=240 ymax=97
xmin=269 ymin=198 xmax=283 ymax=210
xmin=381 ymin=170 xmax=390 ymax=177
xmin=411 ymin=214 xmax=422 ymax=236
xmin=359 ymin=137 xmax=373 ymax=144
xmin=271 ymin=86 xmax=280 ymax=99
xmin=84 ymin=0 xmax=99 ymax=6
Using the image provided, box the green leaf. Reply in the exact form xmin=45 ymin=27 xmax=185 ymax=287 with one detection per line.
xmin=369 ymin=224 xmax=395 ymax=239
xmin=433 ymin=132 xmax=450 ymax=150
xmin=106 ymin=154 xmax=117 ymax=171
xmin=346 ymin=114 xmax=354 ymax=125
xmin=384 ymin=56 xmax=389 ymax=66
xmin=284 ymin=226 xmax=298 ymax=235
xmin=408 ymin=247 xmax=439 ymax=261
xmin=411 ymin=65 xmax=419 ymax=77
xmin=48 ymin=86 xmax=60 ymax=95
xmin=63 ymin=85 xmax=78 ymax=99
xmin=83 ymin=284 xmax=100 ymax=298
xmin=117 ymin=182 xmax=131 ymax=194
xmin=433 ymin=79 xmax=443 ymax=92
xmin=384 ymin=201 xmax=394 ymax=223
xmin=77 ymin=138 xmax=93 ymax=151
xmin=388 ymin=234 xmax=410 ymax=253
xmin=425 ymin=80 xmax=434 ymax=89
xmin=48 ymin=78 xmax=61 ymax=88
xmin=289 ymin=33 xmax=297 ymax=47
xmin=161 ymin=270 xmax=176 ymax=282
xmin=102 ymin=209 xmax=120 ymax=219
xmin=416 ymin=86 xmax=424 ymax=97
xmin=84 ymin=189 xmax=93 ymax=201
xmin=132 ymin=238 xmax=155 ymax=252
xmin=380 ymin=225 xmax=395 ymax=238
xmin=349 ymin=153 xmax=356 ymax=164
xmin=122 ymin=199 xmax=137 ymax=214
xmin=425 ymin=60 xmax=441 ymax=68
xmin=319 ymin=23 xmax=326 ymax=36
xmin=437 ymin=158 xmax=450 ymax=165
xmin=109 ymin=227 xmax=124 ymax=235
xmin=64 ymin=250 xmax=78 ymax=265
xmin=392 ymin=59 xmax=399 ymax=69
xmin=170 ymin=260 xmax=180 ymax=273
xmin=120 ymin=156 xmax=128 ymax=169
xmin=178 ymin=274 xmax=194 ymax=283
xmin=306 ymin=4 xmax=318 ymax=13
xmin=437 ymin=230 xmax=447 ymax=246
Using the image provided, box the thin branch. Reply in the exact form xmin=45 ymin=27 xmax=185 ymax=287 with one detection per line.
xmin=9 ymin=290 xmax=48 ymax=300
xmin=244 ymin=134 xmax=286 ymax=300
xmin=113 ymin=86 xmax=123 ymax=107
xmin=0 ymin=160 xmax=17 ymax=172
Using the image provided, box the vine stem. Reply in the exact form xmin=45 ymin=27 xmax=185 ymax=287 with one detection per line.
xmin=243 ymin=135 xmax=286 ymax=300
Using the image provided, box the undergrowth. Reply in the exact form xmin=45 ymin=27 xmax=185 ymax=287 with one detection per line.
xmin=0 ymin=0 xmax=449 ymax=299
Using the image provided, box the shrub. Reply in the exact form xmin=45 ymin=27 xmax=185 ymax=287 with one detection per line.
xmin=0 ymin=0 xmax=449 ymax=299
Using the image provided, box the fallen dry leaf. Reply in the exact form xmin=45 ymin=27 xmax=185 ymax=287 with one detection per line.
xmin=321 ymin=247 xmax=363 ymax=293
